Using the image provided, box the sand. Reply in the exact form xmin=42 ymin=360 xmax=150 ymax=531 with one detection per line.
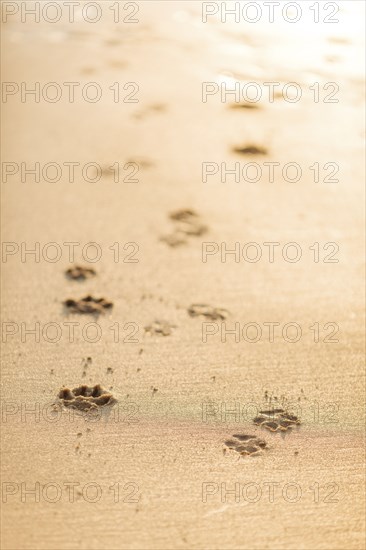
xmin=1 ymin=1 xmax=365 ymax=549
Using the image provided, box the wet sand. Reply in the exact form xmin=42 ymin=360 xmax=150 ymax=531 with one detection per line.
xmin=1 ymin=1 xmax=365 ymax=549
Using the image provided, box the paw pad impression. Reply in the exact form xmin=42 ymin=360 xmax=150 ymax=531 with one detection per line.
xmin=161 ymin=209 xmax=208 ymax=246
xmin=64 ymin=295 xmax=113 ymax=314
xmin=58 ymin=384 xmax=116 ymax=411
xmin=188 ymin=304 xmax=228 ymax=321
xmin=224 ymin=434 xmax=267 ymax=457
xmin=65 ymin=265 xmax=96 ymax=280
xmin=253 ymin=409 xmax=300 ymax=432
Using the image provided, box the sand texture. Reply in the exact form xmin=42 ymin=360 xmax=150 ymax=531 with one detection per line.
xmin=1 ymin=1 xmax=365 ymax=549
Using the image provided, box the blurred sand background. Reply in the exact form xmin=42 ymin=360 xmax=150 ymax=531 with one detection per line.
xmin=1 ymin=1 xmax=365 ymax=549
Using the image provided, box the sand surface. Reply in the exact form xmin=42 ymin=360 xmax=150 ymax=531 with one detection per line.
xmin=1 ymin=1 xmax=365 ymax=549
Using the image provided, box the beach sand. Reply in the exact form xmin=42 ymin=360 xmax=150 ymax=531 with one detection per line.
xmin=1 ymin=1 xmax=365 ymax=548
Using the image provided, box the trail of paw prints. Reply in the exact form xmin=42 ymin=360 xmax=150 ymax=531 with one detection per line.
xmin=161 ymin=209 xmax=208 ymax=247
xmin=224 ymin=434 xmax=268 ymax=458
xmin=253 ymin=409 xmax=301 ymax=432
xmin=188 ymin=304 xmax=228 ymax=321
xmin=222 ymin=408 xmax=300 ymax=461
xmin=64 ymin=295 xmax=113 ymax=315
xmin=58 ymin=384 xmax=116 ymax=412
xmin=65 ymin=265 xmax=96 ymax=281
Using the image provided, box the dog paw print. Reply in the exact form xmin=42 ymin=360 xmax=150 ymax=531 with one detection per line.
xmin=64 ymin=295 xmax=113 ymax=314
xmin=224 ymin=434 xmax=267 ymax=457
xmin=233 ymin=144 xmax=268 ymax=156
xmin=65 ymin=265 xmax=96 ymax=280
xmin=188 ymin=304 xmax=228 ymax=321
xmin=161 ymin=209 xmax=208 ymax=246
xmin=170 ymin=209 xmax=208 ymax=236
xmin=230 ymin=102 xmax=260 ymax=111
xmin=253 ymin=409 xmax=300 ymax=432
xmin=144 ymin=320 xmax=176 ymax=336
xmin=58 ymin=384 xmax=116 ymax=412
xmin=160 ymin=233 xmax=187 ymax=247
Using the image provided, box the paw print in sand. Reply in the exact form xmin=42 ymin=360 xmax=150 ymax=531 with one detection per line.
xmin=64 ymin=295 xmax=113 ymax=314
xmin=253 ymin=409 xmax=300 ymax=432
xmin=160 ymin=233 xmax=187 ymax=247
xmin=58 ymin=384 xmax=116 ymax=412
xmin=224 ymin=434 xmax=267 ymax=457
xmin=188 ymin=304 xmax=228 ymax=321
xmin=65 ymin=265 xmax=96 ymax=280
xmin=169 ymin=209 xmax=207 ymax=236
xmin=144 ymin=320 xmax=176 ymax=336
xmin=233 ymin=144 xmax=268 ymax=156
xmin=161 ymin=209 xmax=207 ymax=247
